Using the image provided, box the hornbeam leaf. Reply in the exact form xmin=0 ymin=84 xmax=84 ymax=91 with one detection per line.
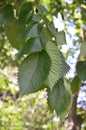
xmin=47 ymin=78 xmax=72 ymax=119
xmin=18 ymin=50 xmax=51 ymax=95
xmin=45 ymin=41 xmax=62 ymax=89
xmin=17 ymin=37 xmax=43 ymax=59
xmin=56 ymin=30 xmax=67 ymax=45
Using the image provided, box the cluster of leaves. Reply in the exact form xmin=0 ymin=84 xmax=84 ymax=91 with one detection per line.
xmin=0 ymin=0 xmax=72 ymax=118
xmin=43 ymin=0 xmax=86 ymax=107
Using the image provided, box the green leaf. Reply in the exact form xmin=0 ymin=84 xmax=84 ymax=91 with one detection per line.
xmin=76 ymin=60 xmax=86 ymax=80
xmin=4 ymin=22 xmax=24 ymax=49
xmin=59 ymin=52 xmax=70 ymax=77
xmin=18 ymin=2 xmax=33 ymax=25
xmin=45 ymin=41 xmax=62 ymax=89
xmin=17 ymin=37 xmax=43 ymax=59
xmin=28 ymin=23 xmax=42 ymax=38
xmin=56 ymin=30 xmax=67 ymax=45
xmin=71 ymin=75 xmax=81 ymax=93
xmin=0 ymin=3 xmax=6 ymax=25
xmin=47 ymin=78 xmax=72 ymax=119
xmin=14 ymin=0 xmax=26 ymax=15
xmin=0 ymin=4 xmax=15 ymax=25
xmin=18 ymin=50 xmax=51 ymax=95
xmin=80 ymin=41 xmax=86 ymax=56
xmin=36 ymin=5 xmax=47 ymax=13
xmin=47 ymin=21 xmax=56 ymax=37
xmin=32 ymin=14 xmax=41 ymax=22
xmin=41 ymin=27 xmax=52 ymax=42
xmin=21 ymin=23 xmax=43 ymax=40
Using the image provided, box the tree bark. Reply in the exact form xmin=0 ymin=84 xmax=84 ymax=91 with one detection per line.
xmin=66 ymin=93 xmax=84 ymax=130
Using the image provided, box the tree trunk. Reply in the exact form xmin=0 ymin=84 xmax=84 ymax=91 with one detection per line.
xmin=66 ymin=93 xmax=84 ymax=130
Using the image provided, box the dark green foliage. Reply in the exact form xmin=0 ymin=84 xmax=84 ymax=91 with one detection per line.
xmin=17 ymin=37 xmax=43 ymax=59
xmin=71 ymin=75 xmax=81 ymax=93
xmin=76 ymin=61 xmax=86 ymax=81
xmin=18 ymin=50 xmax=51 ymax=95
xmin=0 ymin=4 xmax=15 ymax=25
xmin=20 ymin=23 xmax=43 ymax=41
xmin=47 ymin=21 xmax=56 ymax=37
xmin=18 ymin=2 xmax=33 ymax=25
xmin=47 ymin=79 xmax=72 ymax=118
xmin=1 ymin=0 xmax=85 ymax=120
xmin=4 ymin=23 xmax=24 ymax=49
xmin=0 ymin=0 xmax=71 ymax=119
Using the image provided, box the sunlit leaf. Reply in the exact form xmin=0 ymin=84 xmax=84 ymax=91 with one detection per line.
xmin=56 ymin=30 xmax=67 ymax=45
xmin=45 ymin=41 xmax=62 ymax=89
xmin=59 ymin=52 xmax=70 ymax=77
xmin=80 ymin=41 xmax=86 ymax=56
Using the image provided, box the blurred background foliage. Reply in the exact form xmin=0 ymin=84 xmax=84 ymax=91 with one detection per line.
xmin=0 ymin=0 xmax=86 ymax=129
xmin=0 ymin=27 xmax=62 ymax=129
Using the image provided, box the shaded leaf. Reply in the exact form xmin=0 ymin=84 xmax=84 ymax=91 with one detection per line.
xmin=18 ymin=50 xmax=51 ymax=95
xmin=21 ymin=23 xmax=43 ymax=40
xmin=18 ymin=2 xmax=33 ymax=25
xmin=0 ymin=4 xmax=15 ymax=25
xmin=71 ymin=75 xmax=81 ymax=93
xmin=17 ymin=37 xmax=43 ymax=59
xmin=47 ymin=21 xmax=56 ymax=37
xmin=4 ymin=22 xmax=24 ymax=49
xmin=32 ymin=14 xmax=41 ymax=22
xmin=37 ymin=5 xmax=46 ymax=13
xmin=41 ymin=27 xmax=52 ymax=42
xmin=76 ymin=60 xmax=86 ymax=80
xmin=47 ymin=78 xmax=72 ymax=119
